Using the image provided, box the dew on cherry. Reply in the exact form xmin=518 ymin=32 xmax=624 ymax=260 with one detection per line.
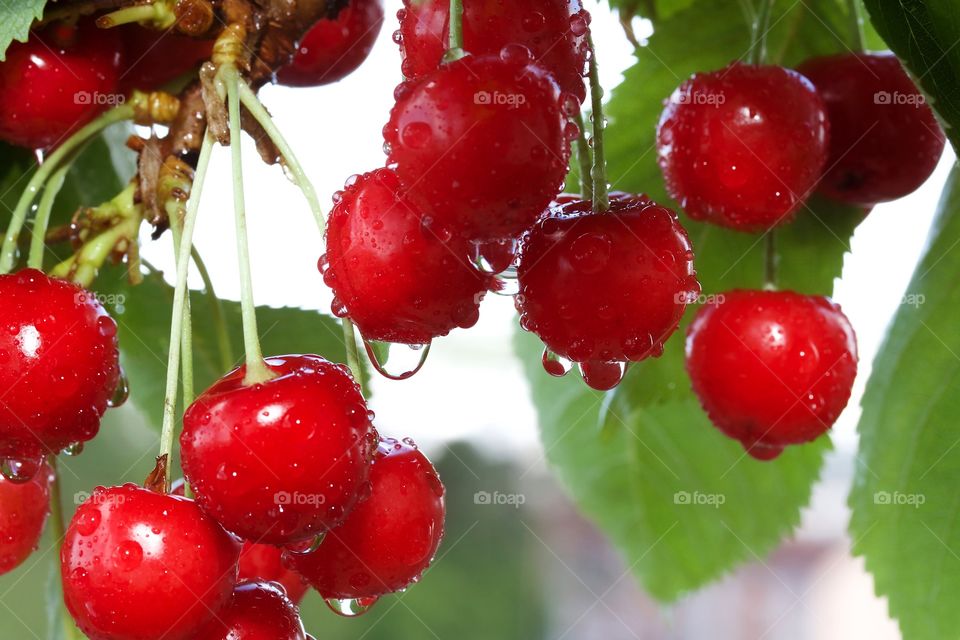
xmin=578 ymin=360 xmax=626 ymax=391
xmin=0 ymin=455 xmax=43 ymax=484
xmin=285 ymin=532 xmax=326 ymax=556
xmin=541 ymin=349 xmax=572 ymax=378
xmin=62 ymin=441 xmax=85 ymax=456
xmin=106 ymin=369 xmax=129 ymax=408
xmin=325 ymin=596 xmax=380 ymax=617
xmin=362 ymin=338 xmax=432 ymax=381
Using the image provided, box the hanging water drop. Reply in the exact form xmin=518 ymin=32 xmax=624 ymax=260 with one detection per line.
xmin=578 ymin=360 xmax=626 ymax=391
xmin=541 ymin=349 xmax=572 ymax=378
xmin=62 ymin=441 xmax=85 ymax=456
xmin=285 ymin=533 xmax=326 ymax=556
xmin=107 ymin=368 xmax=130 ymax=408
xmin=362 ymin=338 xmax=431 ymax=381
xmin=324 ymin=596 xmax=379 ymax=617
xmin=0 ymin=455 xmax=43 ymax=484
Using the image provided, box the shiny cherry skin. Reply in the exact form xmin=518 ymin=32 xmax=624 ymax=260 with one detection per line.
xmin=398 ymin=0 xmax=589 ymax=101
xmin=190 ymin=581 xmax=307 ymax=640
xmin=657 ymin=62 xmax=829 ymax=231
xmin=321 ymin=168 xmax=493 ymax=345
xmin=277 ymin=0 xmax=384 ymax=86
xmin=118 ymin=25 xmax=213 ymax=93
xmin=386 ymin=51 xmax=573 ymax=243
xmin=181 ymin=355 xmax=377 ymax=545
xmin=0 ymin=462 xmax=52 ymax=575
xmin=287 ymin=438 xmax=445 ymax=599
xmin=685 ymin=290 xmax=858 ymax=460
xmin=238 ymin=542 xmax=309 ymax=604
xmin=0 ymin=270 xmax=120 ymax=468
xmin=797 ymin=52 xmax=946 ymax=206
xmin=0 ymin=21 xmax=123 ymax=149
xmin=61 ymin=484 xmax=241 ymax=640
xmin=515 ymin=195 xmax=698 ymax=390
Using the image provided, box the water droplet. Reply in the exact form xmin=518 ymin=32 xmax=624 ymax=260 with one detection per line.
xmin=0 ymin=456 xmax=42 ymax=483
xmin=325 ymin=596 xmax=379 ymax=617
xmin=499 ymin=43 xmax=533 ymax=66
xmin=400 ymin=122 xmax=432 ymax=149
xmin=107 ymin=369 xmax=129 ymax=408
xmin=569 ymin=13 xmax=590 ymax=36
xmin=363 ymin=339 xmax=432 ymax=381
xmin=62 ymin=441 xmax=85 ymax=456
xmin=578 ymin=360 xmax=626 ymax=391
xmin=96 ymin=316 xmax=117 ymax=338
xmin=541 ymin=349 xmax=572 ymax=377
xmin=114 ymin=540 xmax=143 ymax=571
xmin=285 ymin=533 xmax=326 ymax=556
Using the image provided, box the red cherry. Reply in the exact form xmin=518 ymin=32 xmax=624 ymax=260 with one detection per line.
xmin=286 ymin=438 xmax=445 ymax=600
xmin=117 ymin=25 xmax=213 ymax=93
xmin=321 ymin=168 xmax=493 ymax=345
xmin=0 ymin=461 xmax=52 ymax=575
xmin=277 ymin=0 xmax=384 ymax=86
xmin=181 ymin=355 xmax=377 ymax=545
xmin=797 ymin=52 xmax=946 ymax=206
xmin=657 ymin=63 xmax=829 ymax=231
xmin=515 ymin=195 xmax=698 ymax=390
xmin=238 ymin=542 xmax=309 ymax=604
xmin=0 ymin=270 xmax=120 ymax=470
xmin=685 ymin=290 xmax=858 ymax=459
xmin=191 ymin=581 xmax=307 ymax=640
xmin=0 ymin=20 xmax=123 ymax=149
xmin=386 ymin=52 xmax=573 ymax=242
xmin=61 ymin=484 xmax=241 ymax=640
xmin=398 ymin=0 xmax=589 ymax=101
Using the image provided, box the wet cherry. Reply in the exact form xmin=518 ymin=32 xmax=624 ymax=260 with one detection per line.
xmin=238 ymin=542 xmax=309 ymax=604
xmin=61 ymin=484 xmax=241 ymax=640
xmin=515 ymin=195 xmax=698 ymax=390
xmin=286 ymin=438 xmax=445 ymax=600
xmin=797 ymin=52 xmax=946 ymax=206
xmin=386 ymin=51 xmax=572 ymax=243
xmin=0 ymin=270 xmax=120 ymax=469
xmin=0 ymin=20 xmax=123 ymax=149
xmin=190 ymin=581 xmax=307 ymax=640
xmin=398 ymin=0 xmax=590 ymax=101
xmin=277 ymin=0 xmax=384 ymax=86
xmin=322 ymin=168 xmax=494 ymax=345
xmin=180 ymin=355 xmax=377 ymax=545
xmin=117 ymin=25 xmax=213 ymax=93
xmin=0 ymin=461 xmax=52 ymax=575
xmin=685 ymin=290 xmax=858 ymax=460
xmin=657 ymin=62 xmax=829 ymax=231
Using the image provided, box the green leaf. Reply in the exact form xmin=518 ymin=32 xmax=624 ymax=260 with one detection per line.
xmin=0 ymin=0 xmax=44 ymax=62
xmin=522 ymin=0 xmax=866 ymax=601
xmin=848 ymin=166 xmax=960 ymax=639
xmin=862 ymin=0 xmax=960 ymax=150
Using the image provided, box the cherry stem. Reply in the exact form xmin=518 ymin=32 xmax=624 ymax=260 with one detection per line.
xmin=26 ymin=163 xmax=69 ymax=270
xmin=846 ymin=0 xmax=865 ymax=51
xmin=341 ymin=318 xmax=365 ymax=393
xmin=47 ymin=456 xmax=80 ymax=640
xmin=235 ymin=81 xmax=325 ymax=237
xmin=0 ymin=104 xmax=134 ymax=275
xmin=167 ymin=191 xmax=195 ymax=407
xmin=764 ymin=231 xmax=778 ymax=289
xmin=192 ymin=247 xmax=235 ymax=372
xmin=574 ymin=111 xmax=594 ymax=201
xmin=223 ymin=65 xmax=275 ymax=386
xmin=748 ymin=0 xmax=775 ymax=65
xmin=158 ymin=130 xmax=214 ymax=492
xmin=96 ymin=3 xmax=174 ymax=28
xmin=586 ymin=34 xmax=609 ymax=213
xmin=443 ymin=0 xmax=466 ymax=62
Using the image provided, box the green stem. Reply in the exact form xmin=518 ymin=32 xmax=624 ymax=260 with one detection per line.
xmin=158 ymin=131 xmax=214 ymax=492
xmin=47 ymin=457 xmax=79 ymax=640
xmin=96 ymin=3 xmax=174 ymax=28
xmin=235 ymin=82 xmax=325 ymax=236
xmin=167 ymin=196 xmax=195 ymax=408
xmin=0 ymin=104 xmax=134 ymax=274
xmin=574 ymin=111 xmax=593 ymax=202
xmin=224 ymin=66 xmax=274 ymax=386
xmin=764 ymin=231 xmax=777 ymax=289
xmin=846 ymin=0 xmax=865 ymax=51
xmin=748 ymin=0 xmax=775 ymax=65
xmin=192 ymin=247 xmax=235 ymax=372
xmin=26 ymin=164 xmax=69 ymax=270
xmin=443 ymin=0 xmax=466 ymax=62
xmin=586 ymin=34 xmax=609 ymax=213
xmin=341 ymin=318 xmax=365 ymax=393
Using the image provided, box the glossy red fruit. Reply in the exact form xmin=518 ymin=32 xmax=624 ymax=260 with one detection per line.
xmin=0 ymin=21 xmax=123 ymax=149
xmin=797 ymin=52 xmax=946 ymax=206
xmin=386 ymin=51 xmax=573 ymax=242
xmin=398 ymin=0 xmax=590 ymax=101
xmin=191 ymin=581 xmax=306 ymax=640
xmin=287 ymin=438 xmax=445 ymax=600
xmin=181 ymin=355 xmax=377 ymax=545
xmin=118 ymin=25 xmax=213 ymax=93
xmin=238 ymin=542 xmax=309 ymax=604
xmin=61 ymin=484 xmax=241 ymax=640
xmin=0 ymin=270 xmax=120 ymax=471
xmin=515 ymin=195 xmax=698 ymax=390
xmin=686 ymin=290 xmax=858 ymax=460
xmin=0 ymin=462 xmax=52 ymax=575
xmin=657 ymin=62 xmax=829 ymax=231
xmin=277 ymin=0 xmax=384 ymax=86
xmin=321 ymin=168 xmax=493 ymax=345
